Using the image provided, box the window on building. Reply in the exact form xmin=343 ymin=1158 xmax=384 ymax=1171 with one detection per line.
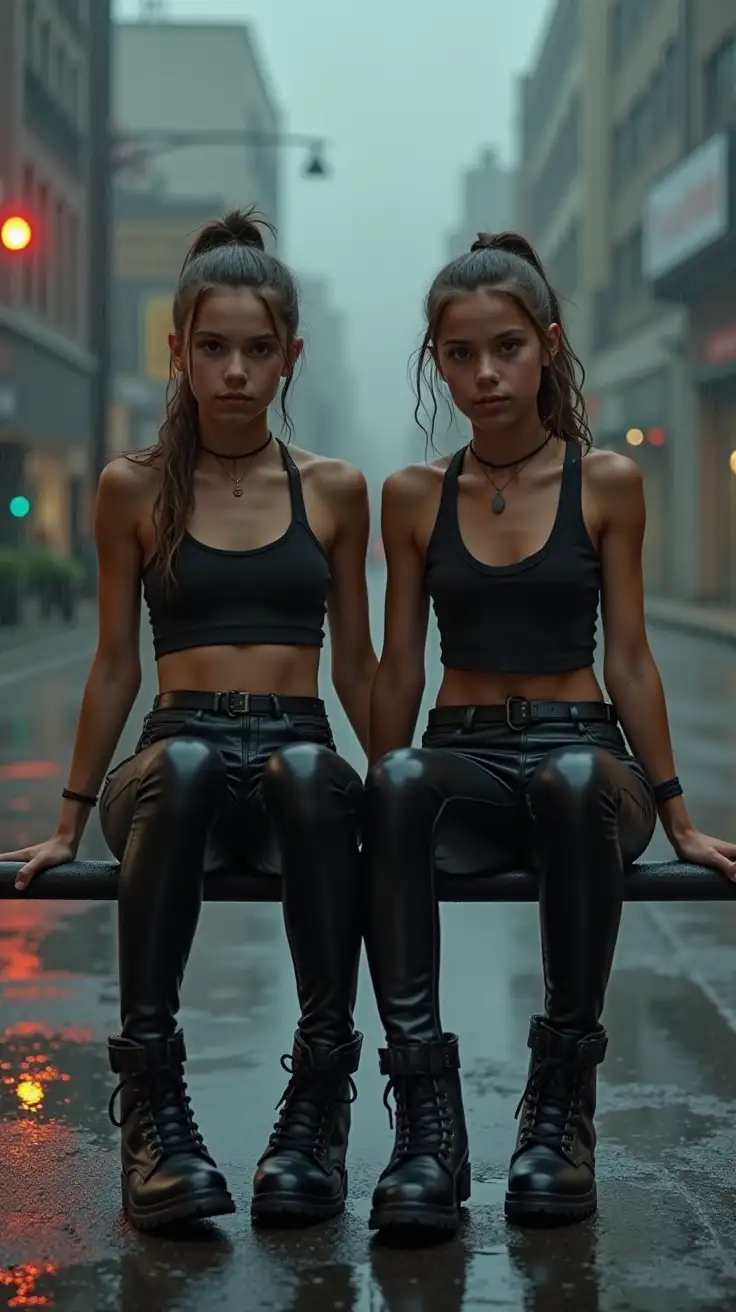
xmin=67 ymin=61 xmax=79 ymax=124
xmin=55 ymin=199 xmax=66 ymax=326
xmin=22 ymin=165 xmax=35 ymax=308
xmin=705 ymin=36 xmax=736 ymax=131
xmin=610 ymin=0 xmax=659 ymax=71
xmin=24 ymin=0 xmax=35 ymax=60
xmin=37 ymin=183 xmax=49 ymax=317
xmin=68 ymin=213 xmax=79 ymax=333
xmin=550 ymin=223 xmax=580 ymax=297
xmin=612 ymin=226 xmax=644 ymax=309
xmin=38 ymin=20 xmax=50 ymax=80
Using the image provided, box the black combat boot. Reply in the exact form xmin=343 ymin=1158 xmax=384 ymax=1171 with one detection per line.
xmin=108 ymin=1031 xmax=235 ymax=1231
xmin=369 ymin=1034 xmax=470 ymax=1234
xmin=504 ymin=1016 xmax=608 ymax=1225
xmin=251 ymin=1031 xmax=362 ymax=1224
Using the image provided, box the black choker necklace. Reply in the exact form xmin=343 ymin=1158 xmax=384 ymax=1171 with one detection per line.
xmin=469 ymin=433 xmax=551 ymax=471
xmin=469 ymin=433 xmax=552 ymax=515
xmin=200 ymin=432 xmax=273 ymax=498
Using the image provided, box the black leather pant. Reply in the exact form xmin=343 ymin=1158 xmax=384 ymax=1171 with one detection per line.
xmin=363 ymin=710 xmax=657 ymax=1042
xmin=100 ymin=695 xmax=364 ymax=1048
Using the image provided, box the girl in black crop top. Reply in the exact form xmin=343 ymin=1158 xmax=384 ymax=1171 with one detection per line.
xmin=361 ymin=233 xmax=736 ymax=1238
xmin=0 ymin=210 xmax=377 ymax=1233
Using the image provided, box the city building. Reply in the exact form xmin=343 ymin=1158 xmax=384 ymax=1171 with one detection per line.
xmin=517 ymin=0 xmax=589 ymax=358
xmin=0 ymin=0 xmax=107 ymax=558
xmin=517 ymin=0 xmax=736 ymax=602
xmin=289 ymin=277 xmax=359 ymax=463
xmin=445 ymin=148 xmax=515 ymax=261
xmin=111 ymin=189 xmax=225 ymax=455
xmin=642 ymin=9 xmax=736 ymax=603
xmin=113 ymin=19 xmax=282 ymax=228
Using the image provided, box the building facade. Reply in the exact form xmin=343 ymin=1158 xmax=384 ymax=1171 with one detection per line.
xmin=518 ymin=0 xmax=736 ymax=602
xmin=642 ymin=7 xmax=736 ymax=603
xmin=114 ymin=21 xmax=281 ymax=228
xmin=0 ymin=0 xmax=104 ymax=557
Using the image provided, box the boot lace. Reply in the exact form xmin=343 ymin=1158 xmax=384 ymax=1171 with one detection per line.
xmin=108 ymin=1063 xmax=207 ymax=1161
xmin=514 ymin=1057 xmax=583 ymax=1158
xmin=382 ymin=1076 xmax=454 ymax=1161
xmin=268 ymin=1052 xmax=357 ymax=1158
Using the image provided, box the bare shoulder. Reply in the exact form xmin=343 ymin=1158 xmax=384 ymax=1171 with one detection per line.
xmin=99 ymin=454 xmax=158 ymax=500
xmin=290 ymin=446 xmax=367 ymax=503
xmin=383 ymin=457 xmax=449 ymax=509
xmin=96 ymin=456 xmax=159 ymax=544
xmin=582 ymin=447 xmax=643 ymax=496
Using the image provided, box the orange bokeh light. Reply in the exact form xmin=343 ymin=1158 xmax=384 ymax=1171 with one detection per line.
xmin=0 ymin=216 xmax=32 ymax=252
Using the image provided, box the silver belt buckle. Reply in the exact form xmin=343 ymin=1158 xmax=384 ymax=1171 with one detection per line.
xmin=505 ymin=696 xmax=530 ymax=732
xmin=226 ymin=691 xmax=250 ymax=716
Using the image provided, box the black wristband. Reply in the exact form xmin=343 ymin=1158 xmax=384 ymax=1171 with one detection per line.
xmin=62 ymin=787 xmax=98 ymax=808
xmin=652 ymin=776 xmax=683 ymax=805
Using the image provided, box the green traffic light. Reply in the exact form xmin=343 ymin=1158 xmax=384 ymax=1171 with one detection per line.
xmin=9 ymin=496 xmax=30 ymax=519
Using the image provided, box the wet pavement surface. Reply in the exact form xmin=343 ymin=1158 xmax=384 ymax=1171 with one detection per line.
xmin=1 ymin=573 xmax=736 ymax=1310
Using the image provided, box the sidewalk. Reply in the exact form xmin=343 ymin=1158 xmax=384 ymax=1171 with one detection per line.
xmin=646 ymin=595 xmax=736 ymax=645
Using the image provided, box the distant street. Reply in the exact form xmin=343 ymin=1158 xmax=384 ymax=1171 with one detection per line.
xmin=1 ymin=573 xmax=736 ymax=1310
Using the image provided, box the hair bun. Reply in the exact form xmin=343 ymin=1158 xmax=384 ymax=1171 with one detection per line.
xmin=471 ymin=230 xmax=545 ymax=277
xmin=185 ymin=206 xmax=275 ymax=264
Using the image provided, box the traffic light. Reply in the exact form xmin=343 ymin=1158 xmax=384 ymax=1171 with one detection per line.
xmin=1 ymin=216 xmax=32 ymax=253
xmin=9 ymin=496 xmax=30 ymax=519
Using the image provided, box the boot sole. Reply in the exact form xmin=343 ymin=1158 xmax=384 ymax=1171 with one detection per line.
xmin=251 ymin=1171 xmax=348 ymax=1226
xmin=368 ymin=1160 xmax=471 ymax=1235
xmin=504 ymin=1184 xmax=597 ymax=1226
xmin=122 ymin=1173 xmax=236 ymax=1232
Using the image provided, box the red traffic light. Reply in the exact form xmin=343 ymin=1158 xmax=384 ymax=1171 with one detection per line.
xmin=1 ymin=216 xmax=32 ymax=252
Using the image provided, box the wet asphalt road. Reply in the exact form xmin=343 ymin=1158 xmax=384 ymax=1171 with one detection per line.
xmin=1 ymin=573 xmax=736 ymax=1311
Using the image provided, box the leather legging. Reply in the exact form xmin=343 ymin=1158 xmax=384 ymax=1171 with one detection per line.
xmin=100 ymin=699 xmax=364 ymax=1047
xmin=363 ymin=710 xmax=657 ymax=1043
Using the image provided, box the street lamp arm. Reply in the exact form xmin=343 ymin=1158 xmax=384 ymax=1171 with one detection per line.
xmin=113 ymin=128 xmax=327 ymax=157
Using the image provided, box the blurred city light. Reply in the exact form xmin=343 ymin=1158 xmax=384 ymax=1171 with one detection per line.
xmin=626 ymin=429 xmax=644 ymax=446
xmin=0 ymin=215 xmax=32 ymax=252
xmin=8 ymin=495 xmax=30 ymax=518
xmin=729 ymin=450 xmax=736 ymax=475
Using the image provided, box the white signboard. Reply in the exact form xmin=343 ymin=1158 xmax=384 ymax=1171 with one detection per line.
xmin=643 ymin=134 xmax=729 ymax=282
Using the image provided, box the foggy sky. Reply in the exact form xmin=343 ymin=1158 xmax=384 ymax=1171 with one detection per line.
xmin=115 ymin=0 xmax=553 ymax=476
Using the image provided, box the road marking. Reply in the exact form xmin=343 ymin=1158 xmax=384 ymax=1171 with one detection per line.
xmin=0 ymin=643 xmax=95 ymax=690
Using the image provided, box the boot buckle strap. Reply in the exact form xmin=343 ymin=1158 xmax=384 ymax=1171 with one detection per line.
xmin=578 ymin=1033 xmax=608 ymax=1066
xmin=291 ymin=1032 xmax=363 ymax=1075
xmin=379 ymin=1040 xmax=460 ymax=1078
xmin=108 ymin=1029 xmax=187 ymax=1076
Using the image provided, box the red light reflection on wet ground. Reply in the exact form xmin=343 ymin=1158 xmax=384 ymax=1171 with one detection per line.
xmin=0 ymin=1023 xmax=92 ymax=1116
xmin=0 ymin=1261 xmax=58 ymax=1308
xmin=0 ymin=762 xmax=61 ymax=781
xmin=0 ymin=902 xmax=98 ymax=998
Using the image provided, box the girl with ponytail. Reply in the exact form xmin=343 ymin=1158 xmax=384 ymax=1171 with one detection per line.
xmin=361 ymin=232 xmax=735 ymax=1237
xmin=1 ymin=208 xmax=376 ymax=1232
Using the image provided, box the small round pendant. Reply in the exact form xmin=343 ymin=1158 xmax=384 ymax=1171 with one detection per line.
xmin=233 ymin=485 xmax=243 ymax=498
xmin=491 ymin=492 xmax=506 ymax=514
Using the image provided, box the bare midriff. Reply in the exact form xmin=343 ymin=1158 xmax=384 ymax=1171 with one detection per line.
xmin=155 ymin=643 xmax=322 ymax=698
xmin=436 ymin=665 xmax=604 ymax=708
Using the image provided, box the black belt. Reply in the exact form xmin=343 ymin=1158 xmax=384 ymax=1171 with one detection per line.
xmin=429 ymin=698 xmax=617 ymax=733
xmin=153 ymin=691 xmax=326 ymax=718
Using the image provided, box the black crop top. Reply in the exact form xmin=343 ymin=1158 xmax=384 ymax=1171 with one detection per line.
xmin=143 ymin=441 xmax=331 ymax=660
xmin=424 ymin=440 xmax=601 ymax=674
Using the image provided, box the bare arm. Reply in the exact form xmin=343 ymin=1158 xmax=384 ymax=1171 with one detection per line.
xmin=369 ymin=471 xmax=430 ymax=765
xmin=323 ymin=464 xmax=377 ymax=755
xmin=4 ymin=459 xmax=145 ymax=886
xmin=598 ymin=455 xmax=736 ymax=876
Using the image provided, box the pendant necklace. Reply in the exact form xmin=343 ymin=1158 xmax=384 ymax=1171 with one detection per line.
xmin=469 ymin=433 xmax=552 ymax=514
xmin=200 ymin=432 xmax=273 ymax=498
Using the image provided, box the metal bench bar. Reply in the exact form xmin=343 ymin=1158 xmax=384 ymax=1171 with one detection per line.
xmin=0 ymin=859 xmax=733 ymax=902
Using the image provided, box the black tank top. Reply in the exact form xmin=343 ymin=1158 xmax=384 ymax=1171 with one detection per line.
xmin=143 ymin=441 xmax=331 ymax=660
xmin=424 ymin=440 xmax=601 ymax=674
